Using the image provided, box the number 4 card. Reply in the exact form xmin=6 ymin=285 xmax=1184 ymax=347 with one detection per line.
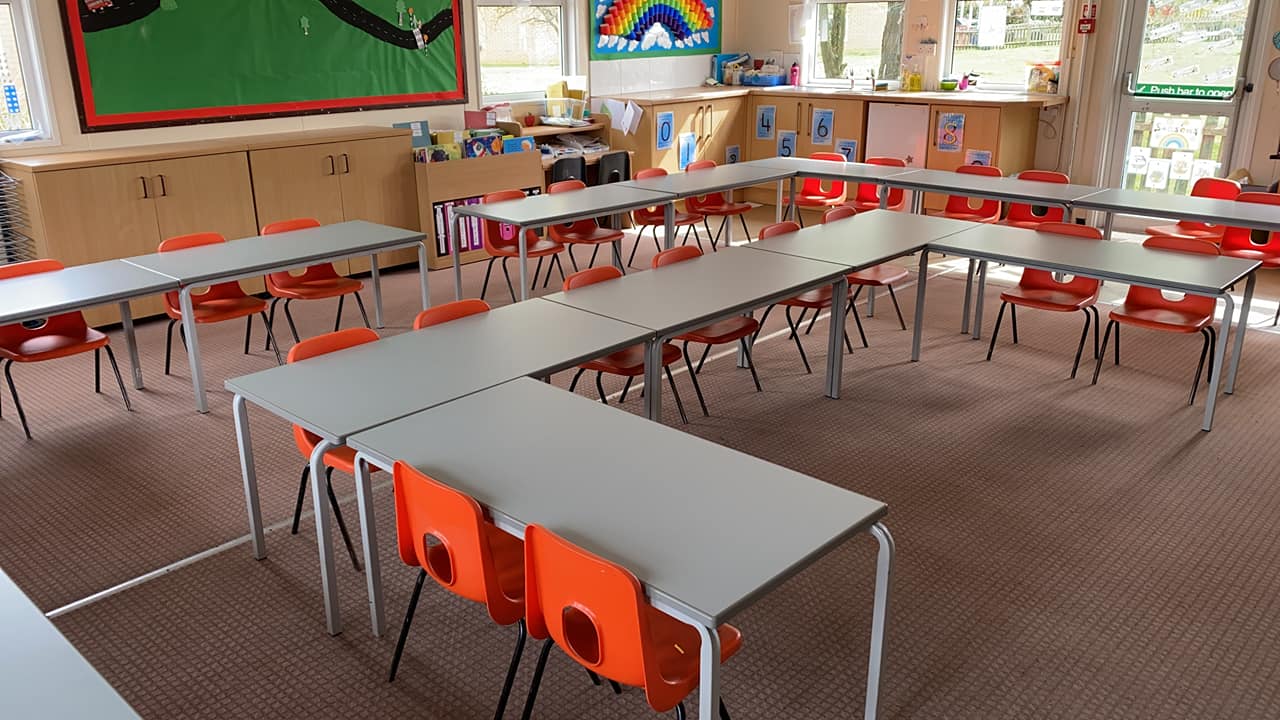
xmin=756 ymin=105 xmax=776 ymax=140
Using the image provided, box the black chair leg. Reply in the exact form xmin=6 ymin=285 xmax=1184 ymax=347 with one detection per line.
xmin=4 ymin=359 xmax=30 ymax=439
xmin=164 ymin=318 xmax=178 ymax=375
xmin=353 ymin=292 xmax=372 ymax=329
xmin=103 ymin=346 xmax=131 ymax=412
xmin=387 ymin=568 xmax=427 ymax=682
xmin=94 ymin=347 xmax=101 ymax=393
xmin=847 ymin=299 xmax=869 ymax=349
xmin=265 ymin=298 xmax=281 ymax=351
xmin=619 ymin=376 xmax=634 ymax=403
xmin=532 ymin=257 xmax=544 ymax=292
xmin=500 ymin=258 xmax=517 ymax=304
xmin=752 ymin=304 xmax=776 ymax=343
xmin=481 ymin=257 xmax=497 ymax=300
xmin=283 ymin=299 xmax=301 ymax=343
xmin=609 ymin=680 xmax=623 ymax=695
xmin=682 ymin=342 xmax=709 ymax=416
xmin=1070 ymin=308 xmax=1092 ymax=379
xmin=493 ymin=619 xmax=528 ymax=720
xmin=986 ymin=301 xmax=1008 ymax=361
xmin=588 ymin=244 xmax=600 ymax=269
xmin=334 ymin=294 xmax=345 ymax=332
xmin=290 ymin=465 xmax=310 ymax=534
xmin=568 ymin=368 xmax=586 ymax=393
xmin=595 ymin=371 xmax=608 ymax=404
xmin=262 ymin=312 xmax=284 ymax=365
xmin=325 ymin=467 xmax=362 ymax=571
xmin=243 ymin=315 xmax=253 ymax=355
xmin=803 ymin=305 xmax=820 ymax=335
xmin=1090 ymin=306 xmax=1101 ymax=358
xmin=738 ymin=213 xmax=751 ymax=241
xmin=1114 ymin=323 xmax=1120 ymax=365
xmin=519 ymin=640 xmax=555 ymax=720
xmin=695 ymin=343 xmax=712 ymax=373
xmin=784 ymin=307 xmax=812 ymax=374
xmin=741 ymin=337 xmax=763 ymax=392
xmin=790 ymin=309 xmax=807 ymax=339
xmin=1010 ymin=304 xmax=1019 ymax=344
xmin=720 ymin=698 xmax=732 ymax=719
xmin=675 ymin=702 xmax=686 ymax=720
xmin=1273 ymin=304 xmax=1279 ymax=327
xmin=704 ymin=218 xmax=718 ymax=249
xmin=1205 ymin=326 xmax=1216 ymax=385
xmin=1092 ymin=320 xmax=1117 ymax=385
xmin=1190 ymin=328 xmax=1212 ymax=405
xmin=887 ymin=285 xmax=907 ymax=330
xmin=665 ymin=365 xmax=689 ymax=424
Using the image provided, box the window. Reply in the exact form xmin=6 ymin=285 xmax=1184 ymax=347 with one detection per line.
xmin=0 ymin=0 xmax=51 ymax=142
xmin=951 ymin=0 xmax=1066 ymax=89
xmin=810 ymin=1 xmax=906 ymax=87
xmin=476 ymin=0 xmax=575 ymax=102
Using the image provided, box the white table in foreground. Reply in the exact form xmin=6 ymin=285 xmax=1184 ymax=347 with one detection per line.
xmin=348 ymin=378 xmax=894 ymax=720
xmin=126 ymin=220 xmax=429 ymax=413
xmin=0 ymin=568 xmax=139 ymax=719
xmin=1074 ymin=188 xmax=1280 ymax=239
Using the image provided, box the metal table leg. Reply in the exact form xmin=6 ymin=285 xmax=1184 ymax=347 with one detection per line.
xmin=179 ymin=286 xmax=207 ymax=413
xmin=865 ymin=523 xmax=895 ymax=720
xmin=692 ymin=620 xmax=723 ymax=720
xmin=663 ymin=204 xmax=676 ymax=250
xmin=789 ymin=177 xmax=797 ymax=221
xmin=353 ymin=453 xmax=385 ymax=637
xmin=233 ymin=394 xmax=266 ymax=560
xmin=517 ymin=224 xmax=530 ymax=301
xmin=879 ymin=185 xmax=889 ymax=210
xmin=117 ymin=300 xmax=143 ymax=389
xmin=416 ymin=242 xmax=430 ymax=311
xmin=971 ymin=260 xmax=988 ymax=340
xmin=310 ymin=439 xmax=343 ymax=635
xmin=1101 ymin=211 xmax=1115 ymax=240
xmin=1202 ymin=291 xmax=1235 ymax=432
xmin=775 ymin=180 xmax=785 ymax=223
xmin=643 ymin=338 xmax=663 ymax=421
xmin=1225 ymin=272 xmax=1256 ymax=395
xmin=826 ymin=276 xmax=848 ymax=399
xmin=960 ymin=259 xmax=976 ymax=334
xmin=451 ymin=215 xmax=464 ymax=302
xmin=369 ymin=255 xmax=385 ymax=328
xmin=911 ymin=251 xmax=929 ymax=362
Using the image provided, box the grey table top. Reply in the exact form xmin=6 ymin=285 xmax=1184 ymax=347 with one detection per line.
xmin=348 ymin=378 xmax=887 ymax=626
xmin=225 ymin=299 xmax=652 ymax=442
xmin=123 ymin=221 xmax=425 ymax=286
xmin=746 ymin=156 xmax=916 ymax=182
xmin=543 ymin=245 xmax=848 ymax=335
xmin=889 ymin=169 xmax=1103 ymax=206
xmin=1073 ymin=188 xmax=1280 ymax=233
xmin=745 ymin=209 xmax=978 ymax=269
xmin=617 ymin=162 xmax=796 ymax=197
xmin=0 ymin=259 xmax=177 ymax=325
xmin=0 ymin=569 xmax=139 ymax=719
xmin=930 ymin=222 xmax=1260 ymax=296
xmin=450 ymin=184 xmax=676 ymax=227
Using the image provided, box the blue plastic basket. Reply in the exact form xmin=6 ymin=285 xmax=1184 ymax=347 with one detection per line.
xmin=742 ymin=74 xmax=787 ymax=87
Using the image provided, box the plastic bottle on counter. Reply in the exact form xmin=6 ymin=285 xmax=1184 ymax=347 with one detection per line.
xmin=789 ymin=62 xmax=800 ymax=86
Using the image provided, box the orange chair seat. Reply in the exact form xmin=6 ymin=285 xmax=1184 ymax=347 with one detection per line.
xmin=781 ymin=285 xmax=847 ymax=310
xmin=165 ymin=295 xmax=267 ymax=323
xmin=1145 ymin=223 xmax=1225 ymax=241
xmin=647 ymin=607 xmax=742 ymax=687
xmin=929 ymin=209 xmax=998 ymax=223
xmin=696 ymin=200 xmax=752 ymax=216
xmin=1222 ymin=248 xmax=1280 ymax=269
xmin=637 ymin=210 xmax=703 ymax=227
xmin=0 ymin=326 xmax=109 ymax=362
xmin=794 ymin=194 xmax=845 ymax=208
xmin=676 ymin=316 xmax=759 ymax=345
xmin=1000 ymin=286 xmax=1097 ymax=312
xmin=269 ymin=276 xmax=364 ymax=301
xmin=581 ymin=342 xmax=680 ymax=376
xmin=999 ymin=219 xmax=1046 ymax=231
xmin=554 ymin=227 xmax=625 ymax=245
xmin=488 ymin=236 xmax=566 ymax=258
xmin=1110 ymin=304 xmax=1212 ymax=333
xmin=847 ymin=199 xmax=905 ymax=213
xmin=848 ymin=264 xmax=909 ymax=287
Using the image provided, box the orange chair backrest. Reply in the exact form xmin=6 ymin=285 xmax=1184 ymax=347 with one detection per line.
xmin=563 ymin=265 xmax=623 ymax=291
xmin=943 ymin=165 xmax=1004 ymax=218
xmin=413 ymin=299 xmax=490 ymax=329
xmin=481 ymin=189 xmax=538 ymax=254
xmin=823 ymin=206 xmax=857 ymax=223
xmin=1006 ymin=170 xmax=1068 ymax=224
xmin=758 ymin=221 xmax=800 ymax=241
xmin=0 ymin=260 xmax=92 ymax=347
xmin=1018 ymin=223 xmax=1104 ymax=296
xmin=798 ymin=152 xmax=847 ymax=200
xmin=1036 ymin=222 xmax=1102 ymax=240
xmin=287 ymin=328 xmax=379 ymax=460
xmin=158 ymin=232 xmax=250 ymax=312
xmin=853 ymin=157 xmax=907 ymax=207
xmin=548 ymin=180 xmax=603 ymax=235
xmin=262 ymin=218 xmax=339 ymax=289
xmin=524 ymin=524 xmax=655 ymax=691
xmin=1220 ymin=192 xmax=1280 ymax=252
xmin=1191 ymin=177 xmax=1241 ymax=201
xmin=684 ymin=160 xmax=729 ymax=212
xmin=633 ymin=169 xmax=669 ymax=224
xmin=1130 ymin=236 xmax=1220 ymax=316
xmin=651 ymin=245 xmax=702 ymax=268
xmin=394 ymin=462 xmax=523 ymax=625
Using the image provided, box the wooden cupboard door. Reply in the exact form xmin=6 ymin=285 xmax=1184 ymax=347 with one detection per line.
xmin=150 ymin=153 xmax=264 ymax=294
xmin=650 ymin=102 xmax=699 ymax=172
xmin=35 ymin=162 xmax=163 ymax=325
xmin=924 ymin=105 xmax=1002 ymax=210
xmin=248 ymin=143 xmax=349 ymax=274
xmin=746 ymin=97 xmax=801 ymax=162
xmin=703 ymin=98 xmax=745 ymax=168
xmin=337 ymin=135 xmax=420 ymax=273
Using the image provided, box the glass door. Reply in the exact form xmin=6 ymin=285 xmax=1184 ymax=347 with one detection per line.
xmin=1106 ymin=0 xmax=1259 ymax=213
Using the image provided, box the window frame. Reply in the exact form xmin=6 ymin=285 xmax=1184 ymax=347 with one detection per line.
xmin=474 ymin=0 xmax=577 ymax=105
xmin=0 ymin=0 xmax=54 ymax=144
xmin=945 ymin=0 xmax=1071 ymax=93
xmin=806 ymin=0 xmax=908 ymax=90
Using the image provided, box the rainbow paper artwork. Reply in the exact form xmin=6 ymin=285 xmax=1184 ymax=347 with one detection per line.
xmin=591 ymin=0 xmax=722 ymax=60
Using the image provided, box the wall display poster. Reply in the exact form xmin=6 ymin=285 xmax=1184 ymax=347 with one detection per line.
xmin=777 ymin=130 xmax=797 ymax=158
xmin=1191 ymin=159 xmax=1219 ymax=182
xmin=937 ymin=112 xmax=965 ymax=152
xmin=725 ymin=144 xmax=741 ymax=164
xmin=1149 ymin=116 xmax=1205 ymax=151
xmin=964 ymin=149 xmax=993 ymax=166
xmin=1145 ymin=158 xmax=1171 ymax=190
xmin=1169 ymin=151 xmax=1195 ymax=181
xmin=678 ymin=132 xmax=697 ymax=170
xmin=591 ymin=0 xmax=722 ymax=60
xmin=61 ymin=0 xmax=466 ymax=132
xmin=656 ymin=111 xmax=675 ymax=150
xmin=1127 ymin=147 xmax=1151 ymax=175
xmin=756 ymin=105 xmax=776 ymax=140
xmin=834 ymin=138 xmax=858 ymax=161
xmin=811 ymin=108 xmax=834 ymax=146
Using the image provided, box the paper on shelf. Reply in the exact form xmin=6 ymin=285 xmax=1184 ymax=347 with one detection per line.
xmin=603 ymin=99 xmax=627 ymax=131
xmin=623 ymin=101 xmax=643 ymax=135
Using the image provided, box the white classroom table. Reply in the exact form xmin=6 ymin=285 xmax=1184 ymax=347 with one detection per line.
xmin=1073 ymin=188 xmax=1280 ymax=239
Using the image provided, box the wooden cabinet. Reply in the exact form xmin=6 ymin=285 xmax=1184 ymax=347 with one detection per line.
xmin=607 ymin=93 xmax=748 ymax=174
xmin=747 ymin=96 xmax=802 ymax=162
xmin=922 ymin=104 xmax=1039 ymax=210
xmin=796 ymin=98 xmax=866 ymax=160
xmin=336 ymin=136 xmax=419 ymax=273
xmin=701 ymin=97 xmax=745 ymax=167
xmin=248 ymin=142 xmax=352 ymax=275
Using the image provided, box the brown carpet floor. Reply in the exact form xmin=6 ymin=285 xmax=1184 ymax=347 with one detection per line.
xmin=5 ymin=214 xmax=1280 ymax=719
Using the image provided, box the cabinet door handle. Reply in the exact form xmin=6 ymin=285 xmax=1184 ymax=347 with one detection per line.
xmin=325 ymin=155 xmax=336 ymax=176
xmin=703 ymin=104 xmax=711 ymax=140
xmin=138 ymin=176 xmax=150 ymax=199
xmin=155 ymin=174 xmax=168 ymax=197
xmin=932 ymin=111 xmax=939 ymax=147
xmin=340 ymin=153 xmax=351 ymax=174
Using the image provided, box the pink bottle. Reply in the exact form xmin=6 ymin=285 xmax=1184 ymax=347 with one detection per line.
xmin=789 ymin=62 xmax=800 ymax=86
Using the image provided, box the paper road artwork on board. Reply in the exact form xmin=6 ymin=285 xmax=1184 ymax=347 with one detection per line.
xmin=62 ymin=0 xmax=467 ymax=132
xmin=591 ymin=0 xmax=722 ymax=60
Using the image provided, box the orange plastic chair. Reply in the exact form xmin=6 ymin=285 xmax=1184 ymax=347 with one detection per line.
xmin=413 ymin=299 xmax=491 ymax=330
xmin=0 ymin=260 xmax=131 ymax=439
xmin=520 ymin=523 xmax=742 ymax=720
xmin=986 ymin=223 xmax=1103 ymax=378
xmin=930 ymin=165 xmax=1004 ymax=223
xmin=1146 ymin=177 xmax=1240 ymax=241
xmin=285 ymin=328 xmax=382 ymax=570
xmin=652 ymin=246 xmax=762 ymax=415
xmin=158 ymin=232 xmax=281 ymax=375
xmin=822 ymin=207 xmax=910 ymax=333
xmin=786 ymin=152 xmax=850 ymax=227
xmin=685 ymin=160 xmax=753 ymax=249
xmin=388 ymin=462 xmax=529 ymax=718
xmin=1218 ymin=192 xmax=1280 ymax=326
xmin=563 ymin=266 xmax=695 ymax=424
xmin=548 ymin=180 xmax=626 ymax=273
xmin=479 ymin=189 xmax=567 ymax=303
xmin=629 ymin=168 xmax=706 ymax=267
xmin=847 ymin=157 xmax=908 ymax=214
xmin=752 ymin=222 xmax=859 ymax=374
xmin=998 ymin=170 xmax=1069 ymax=229
xmin=1092 ymin=236 xmax=1222 ymax=405
xmin=262 ymin=218 xmax=370 ymax=346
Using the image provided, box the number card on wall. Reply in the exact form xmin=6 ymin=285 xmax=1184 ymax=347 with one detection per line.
xmin=811 ymin=108 xmax=834 ymax=146
xmin=656 ymin=111 xmax=675 ymax=150
xmin=678 ymin=132 xmax=697 ymax=170
xmin=835 ymin=139 xmax=858 ymax=161
xmin=937 ymin=112 xmax=965 ymax=152
xmin=756 ymin=105 xmax=776 ymax=140
xmin=726 ymin=144 xmax=741 ymax=164
xmin=777 ymin=130 xmax=797 ymax=158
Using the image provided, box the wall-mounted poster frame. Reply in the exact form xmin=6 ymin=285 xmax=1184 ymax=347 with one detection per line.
xmin=590 ymin=0 xmax=722 ymax=61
